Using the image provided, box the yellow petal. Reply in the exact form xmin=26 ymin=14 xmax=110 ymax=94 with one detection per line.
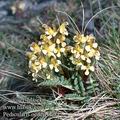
xmin=72 ymin=60 xmax=75 ymax=64
xmin=56 ymin=39 xmax=60 ymax=44
xmin=89 ymin=66 xmax=94 ymax=71
xmin=60 ymin=48 xmax=65 ymax=52
xmin=42 ymin=62 xmax=47 ymax=68
xmin=42 ymin=50 xmax=47 ymax=55
xmin=49 ymin=44 xmax=55 ymax=51
xmin=34 ymin=61 xmax=40 ymax=65
xmin=49 ymin=64 xmax=54 ymax=70
xmin=38 ymin=65 xmax=42 ymax=70
xmin=60 ymin=35 xmax=66 ymax=41
xmin=92 ymin=43 xmax=98 ymax=48
xmin=72 ymin=49 xmax=76 ymax=54
xmin=57 ymin=53 xmax=61 ymax=57
xmin=76 ymin=53 xmax=80 ymax=58
xmin=86 ymin=58 xmax=91 ymax=63
xmin=30 ymin=42 xmax=41 ymax=53
xmin=95 ymin=51 xmax=100 ymax=60
xmin=43 ymin=24 xmax=57 ymax=37
xmin=70 ymin=56 xmax=73 ymax=61
xmin=45 ymin=28 xmax=54 ymax=35
xmin=95 ymin=56 xmax=100 ymax=60
xmin=81 ymin=35 xmax=87 ymax=43
xmin=77 ymin=62 xmax=82 ymax=66
xmin=54 ymin=49 xmax=57 ymax=53
xmin=85 ymin=45 xmax=91 ymax=52
xmin=29 ymin=61 xmax=32 ymax=67
xmin=30 ymin=55 xmax=37 ymax=60
xmin=61 ymin=42 xmax=66 ymax=47
xmin=87 ymin=34 xmax=95 ymax=43
xmin=81 ymin=65 xmax=87 ymax=70
xmin=59 ymin=22 xmax=68 ymax=35
xmin=47 ymin=35 xmax=52 ymax=40
xmin=81 ymin=55 xmax=86 ymax=60
xmin=57 ymin=60 xmax=61 ymax=64
xmin=53 ymin=32 xmax=57 ymax=37
xmin=55 ymin=67 xmax=59 ymax=72
xmin=85 ymin=70 xmax=89 ymax=75
xmin=32 ymin=73 xmax=36 ymax=77
xmin=88 ymin=49 xmax=95 ymax=57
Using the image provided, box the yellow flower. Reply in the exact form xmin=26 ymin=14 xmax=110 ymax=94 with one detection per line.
xmin=28 ymin=57 xmax=48 ymax=80
xmin=81 ymin=64 xmax=95 ymax=75
xmin=81 ymin=34 xmax=87 ymax=43
xmin=30 ymin=42 xmax=41 ymax=54
xmin=54 ymin=47 xmax=65 ymax=57
xmin=56 ymin=39 xmax=67 ymax=48
xmin=85 ymin=45 xmax=91 ymax=52
xmin=56 ymin=39 xmax=61 ymax=44
xmin=49 ymin=58 xmax=61 ymax=72
xmin=39 ymin=57 xmax=47 ymax=68
xmin=87 ymin=49 xmax=100 ymax=60
xmin=87 ymin=34 xmax=95 ymax=44
xmin=73 ymin=33 xmax=81 ymax=44
xmin=81 ymin=55 xmax=86 ymax=60
xmin=73 ymin=33 xmax=87 ymax=44
xmin=42 ymin=24 xmax=57 ymax=39
xmin=29 ymin=62 xmax=39 ymax=73
xmin=92 ymin=43 xmax=98 ymax=48
xmin=85 ymin=42 xmax=98 ymax=52
xmin=71 ymin=58 xmax=82 ymax=66
xmin=56 ymin=34 xmax=66 ymax=44
xmin=27 ymin=22 xmax=101 ymax=81
xmin=40 ymin=34 xmax=50 ymax=43
xmin=42 ymin=43 xmax=56 ymax=57
xmin=95 ymin=51 xmax=100 ymax=60
xmin=80 ymin=55 xmax=91 ymax=63
xmin=32 ymin=73 xmax=38 ymax=81
xmin=87 ymin=49 xmax=96 ymax=58
xmin=59 ymin=22 xmax=69 ymax=35
xmin=71 ymin=44 xmax=84 ymax=54
xmin=26 ymin=52 xmax=37 ymax=60
xmin=86 ymin=58 xmax=91 ymax=63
